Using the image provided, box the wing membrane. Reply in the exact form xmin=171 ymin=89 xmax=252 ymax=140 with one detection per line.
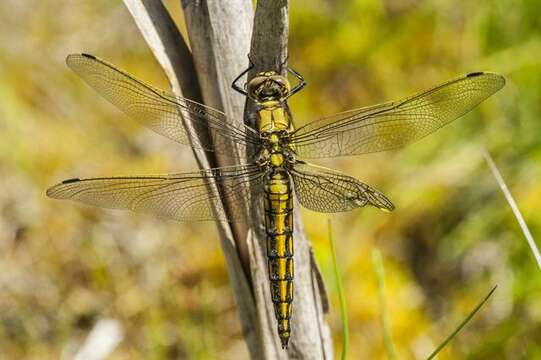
xmin=291 ymin=72 xmax=505 ymax=158
xmin=67 ymin=54 xmax=259 ymax=152
xmin=46 ymin=164 xmax=264 ymax=222
xmin=290 ymin=161 xmax=394 ymax=213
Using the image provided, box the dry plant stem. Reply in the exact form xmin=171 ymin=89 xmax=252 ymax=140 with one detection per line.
xmin=126 ymin=0 xmax=332 ymax=358
xmin=181 ymin=0 xmax=265 ymax=355
xmin=246 ymin=1 xmax=332 ymax=358
xmin=182 ymin=0 xmax=253 ymax=274
xmin=124 ymin=0 xmax=260 ymax=355
xmin=249 ymin=0 xmax=288 ymax=76
xmin=482 ymin=149 xmax=541 ymax=269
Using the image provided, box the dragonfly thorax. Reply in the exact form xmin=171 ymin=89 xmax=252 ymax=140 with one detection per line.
xmin=257 ymin=135 xmax=295 ymax=169
xmin=254 ymin=83 xmax=295 ymax=170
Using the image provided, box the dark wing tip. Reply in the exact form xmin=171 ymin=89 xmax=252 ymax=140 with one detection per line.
xmin=81 ymin=53 xmax=96 ymax=59
xmin=66 ymin=53 xmax=97 ymax=68
xmin=46 ymin=178 xmax=80 ymax=198
xmin=467 ymin=71 xmax=506 ymax=91
xmin=467 ymin=71 xmax=485 ymax=77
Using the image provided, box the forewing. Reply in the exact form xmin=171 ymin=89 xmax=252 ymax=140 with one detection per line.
xmin=66 ymin=54 xmax=259 ymax=152
xmin=291 ymin=72 xmax=505 ymax=159
xmin=46 ymin=164 xmax=263 ymax=222
xmin=290 ymin=161 xmax=394 ymax=213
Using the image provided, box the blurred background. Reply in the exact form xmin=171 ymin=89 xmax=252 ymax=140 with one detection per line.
xmin=0 ymin=0 xmax=540 ymax=358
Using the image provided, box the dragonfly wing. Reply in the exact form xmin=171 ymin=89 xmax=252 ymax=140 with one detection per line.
xmin=67 ymin=54 xmax=259 ymax=153
xmin=291 ymin=72 xmax=505 ymax=159
xmin=46 ymin=164 xmax=264 ymax=222
xmin=289 ymin=161 xmax=394 ymax=213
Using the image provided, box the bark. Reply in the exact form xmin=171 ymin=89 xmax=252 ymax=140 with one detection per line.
xmin=123 ymin=0 xmax=332 ymax=358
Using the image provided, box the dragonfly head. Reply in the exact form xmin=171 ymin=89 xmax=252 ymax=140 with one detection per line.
xmin=247 ymin=71 xmax=291 ymax=103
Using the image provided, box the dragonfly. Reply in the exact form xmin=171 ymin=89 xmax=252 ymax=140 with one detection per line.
xmin=47 ymin=53 xmax=505 ymax=349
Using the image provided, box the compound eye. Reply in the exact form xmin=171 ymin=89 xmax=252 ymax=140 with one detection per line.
xmin=247 ymin=76 xmax=267 ymax=96
xmin=270 ymin=75 xmax=290 ymax=91
xmin=270 ymin=76 xmax=283 ymax=84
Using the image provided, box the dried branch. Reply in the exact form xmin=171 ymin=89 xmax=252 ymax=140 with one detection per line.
xmin=249 ymin=0 xmax=288 ymax=74
xmin=124 ymin=0 xmax=333 ymax=357
xmin=124 ymin=0 xmax=260 ymax=355
xmin=246 ymin=1 xmax=332 ymax=358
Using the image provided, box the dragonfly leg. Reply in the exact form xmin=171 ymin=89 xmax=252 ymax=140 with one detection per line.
xmin=286 ymin=66 xmax=307 ymax=99
xmin=232 ymin=54 xmax=255 ymax=96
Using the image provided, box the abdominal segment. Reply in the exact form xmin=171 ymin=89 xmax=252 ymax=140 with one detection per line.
xmin=264 ymin=170 xmax=294 ymax=348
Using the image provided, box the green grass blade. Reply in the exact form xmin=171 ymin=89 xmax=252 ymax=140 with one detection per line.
xmin=327 ymin=219 xmax=349 ymax=360
xmin=426 ymin=285 xmax=498 ymax=360
xmin=372 ymin=248 xmax=397 ymax=360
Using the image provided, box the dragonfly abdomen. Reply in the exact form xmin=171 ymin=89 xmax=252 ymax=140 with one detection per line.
xmin=264 ymin=169 xmax=294 ymax=349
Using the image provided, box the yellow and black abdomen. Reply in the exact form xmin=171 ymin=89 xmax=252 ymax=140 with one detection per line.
xmin=264 ymin=169 xmax=294 ymax=349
